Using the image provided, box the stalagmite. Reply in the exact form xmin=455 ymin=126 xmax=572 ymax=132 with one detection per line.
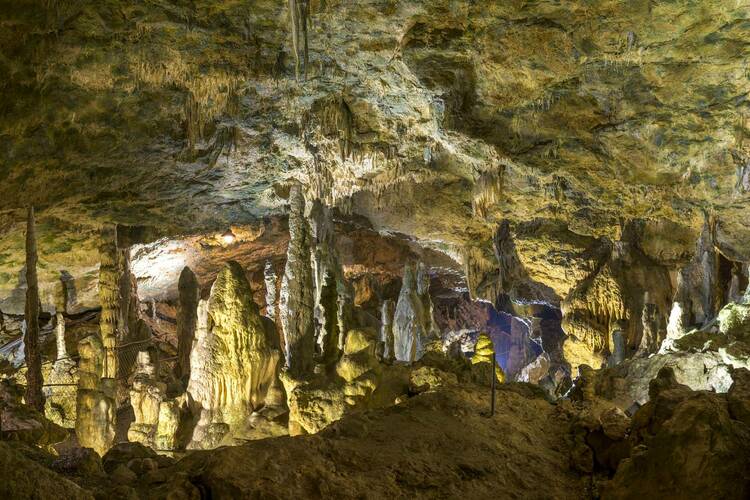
xmin=127 ymin=351 xmax=166 ymax=447
xmin=637 ymin=301 xmax=663 ymax=356
xmin=471 ymin=333 xmax=505 ymax=384
xmin=187 ymin=261 xmax=281 ymax=449
xmin=393 ymin=262 xmax=437 ymax=362
xmin=263 ymin=260 xmax=277 ymax=320
xmin=175 ymin=266 xmax=199 ymax=382
xmin=309 ymin=199 xmax=348 ymax=365
xmin=44 ymin=274 xmax=78 ymax=428
xmin=279 ymin=185 xmax=316 ymax=377
xmin=75 ymin=335 xmax=115 ymax=456
xmin=380 ymin=299 xmax=395 ymax=362
xmin=23 ymin=206 xmax=44 ymax=412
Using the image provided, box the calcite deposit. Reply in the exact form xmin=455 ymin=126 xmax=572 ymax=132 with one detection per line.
xmin=1 ymin=0 xmax=749 ymax=498
xmin=187 ymin=261 xmax=281 ymax=448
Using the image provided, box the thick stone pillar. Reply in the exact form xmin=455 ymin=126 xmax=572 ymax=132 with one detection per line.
xmin=75 ymin=335 xmax=115 ymax=456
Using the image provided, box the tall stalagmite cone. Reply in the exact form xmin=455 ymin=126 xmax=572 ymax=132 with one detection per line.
xmin=176 ymin=266 xmax=199 ymax=382
xmin=279 ymin=184 xmax=316 ymax=377
xmin=24 ymin=206 xmax=45 ymax=411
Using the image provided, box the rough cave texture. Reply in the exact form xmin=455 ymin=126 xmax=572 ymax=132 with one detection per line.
xmin=1 ymin=0 xmax=750 ymax=499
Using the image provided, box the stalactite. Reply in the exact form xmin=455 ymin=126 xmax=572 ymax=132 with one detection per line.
xmin=288 ymin=0 xmax=310 ymax=81
xmin=472 ymin=167 xmax=505 ymax=219
xmin=23 ymin=206 xmax=44 ymax=412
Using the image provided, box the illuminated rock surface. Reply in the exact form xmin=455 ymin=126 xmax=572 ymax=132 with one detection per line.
xmin=1 ymin=0 xmax=750 ymax=498
xmin=187 ymin=261 xmax=281 ymax=448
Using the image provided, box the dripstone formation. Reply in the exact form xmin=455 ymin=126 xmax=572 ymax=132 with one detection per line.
xmin=1 ymin=1 xmax=749 ymax=497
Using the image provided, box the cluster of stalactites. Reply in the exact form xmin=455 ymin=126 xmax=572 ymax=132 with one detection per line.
xmin=472 ymin=168 xmax=504 ymax=219
xmin=288 ymin=0 xmax=310 ymax=81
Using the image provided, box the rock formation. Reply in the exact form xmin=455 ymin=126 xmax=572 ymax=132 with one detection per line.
xmin=127 ymin=351 xmax=166 ymax=447
xmin=284 ymin=327 xmax=388 ymax=435
xmin=471 ymin=333 xmax=505 ymax=385
xmin=44 ymin=274 xmax=78 ymax=428
xmin=75 ymin=335 xmax=116 ymax=456
xmin=603 ymin=367 xmax=750 ymax=499
xmin=175 ymin=266 xmax=199 ymax=382
xmin=393 ymin=262 xmax=437 ymax=363
xmin=279 ymin=185 xmax=316 ymax=377
xmin=263 ymin=260 xmax=278 ymax=321
xmin=309 ymin=199 xmax=348 ymax=366
xmin=380 ymin=299 xmax=395 ymax=362
xmin=187 ymin=261 xmax=281 ymax=448
xmin=98 ymin=224 xmax=119 ymax=381
xmin=0 ymin=379 xmax=67 ymax=448
xmin=23 ymin=206 xmax=44 ymax=412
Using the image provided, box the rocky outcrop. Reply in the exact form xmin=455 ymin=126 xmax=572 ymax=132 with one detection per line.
xmin=393 ymin=262 xmax=437 ymax=362
xmin=603 ymin=367 xmax=750 ymax=499
xmin=283 ymin=328 xmax=385 ymax=435
xmin=0 ymin=379 xmax=67 ymax=448
xmin=187 ymin=261 xmax=281 ymax=448
xmin=0 ymin=442 xmax=93 ymax=500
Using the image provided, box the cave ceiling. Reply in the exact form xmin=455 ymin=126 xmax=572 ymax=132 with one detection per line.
xmin=1 ymin=0 xmax=749 ymax=311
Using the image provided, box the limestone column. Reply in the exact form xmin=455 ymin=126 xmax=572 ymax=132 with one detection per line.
xmin=23 ymin=206 xmax=44 ymax=412
xmin=44 ymin=273 xmax=79 ymax=428
xmin=54 ymin=272 xmax=68 ymax=360
xmin=75 ymin=335 xmax=115 ymax=456
xmin=98 ymin=224 xmax=119 ymax=381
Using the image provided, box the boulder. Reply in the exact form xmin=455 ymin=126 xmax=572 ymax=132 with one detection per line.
xmin=603 ymin=367 xmax=750 ymax=499
xmin=0 ymin=379 xmax=68 ymax=447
